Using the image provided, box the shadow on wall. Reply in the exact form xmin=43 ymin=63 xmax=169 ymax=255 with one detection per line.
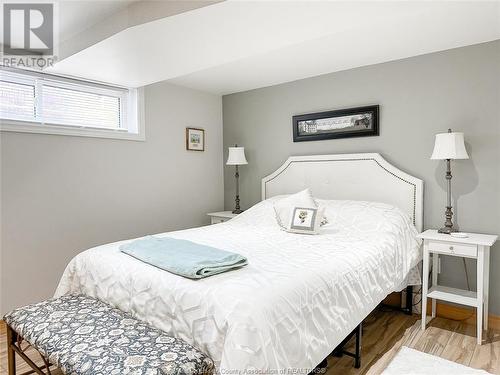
xmin=433 ymin=141 xmax=478 ymax=231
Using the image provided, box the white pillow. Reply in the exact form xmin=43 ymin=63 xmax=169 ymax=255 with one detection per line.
xmin=273 ymin=189 xmax=317 ymax=229
xmin=286 ymin=206 xmax=325 ymax=235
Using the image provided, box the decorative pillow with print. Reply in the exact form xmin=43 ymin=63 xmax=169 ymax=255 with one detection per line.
xmin=273 ymin=188 xmax=328 ymax=233
xmin=273 ymin=188 xmax=317 ymax=229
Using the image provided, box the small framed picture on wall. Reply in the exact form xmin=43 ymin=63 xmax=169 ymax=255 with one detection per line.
xmin=186 ymin=127 xmax=205 ymax=151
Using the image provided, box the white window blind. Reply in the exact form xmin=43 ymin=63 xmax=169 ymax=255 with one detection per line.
xmin=42 ymin=85 xmax=121 ymax=129
xmin=0 ymin=69 xmax=142 ymax=140
xmin=0 ymin=80 xmax=35 ymax=121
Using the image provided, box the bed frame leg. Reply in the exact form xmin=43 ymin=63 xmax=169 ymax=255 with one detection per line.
xmin=329 ymin=322 xmax=362 ymax=369
xmin=7 ymin=324 xmax=17 ymax=375
xmin=354 ymin=323 xmax=362 ymax=368
xmin=404 ymin=285 xmax=413 ymax=315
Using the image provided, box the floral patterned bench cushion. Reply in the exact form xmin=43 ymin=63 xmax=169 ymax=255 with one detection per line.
xmin=4 ymin=294 xmax=214 ymax=375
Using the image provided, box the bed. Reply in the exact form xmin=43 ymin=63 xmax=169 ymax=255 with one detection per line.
xmin=55 ymin=153 xmax=423 ymax=371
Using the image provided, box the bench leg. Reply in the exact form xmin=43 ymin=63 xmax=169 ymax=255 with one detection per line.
xmin=6 ymin=324 xmax=17 ymax=375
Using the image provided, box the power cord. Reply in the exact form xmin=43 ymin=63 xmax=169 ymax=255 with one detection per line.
xmin=412 ymin=262 xmax=434 ymax=308
xmin=425 ymin=256 xmax=474 ymax=322
xmin=455 ymin=257 xmax=475 ymax=322
xmin=386 ymin=258 xmax=475 ymax=319
xmin=463 ymin=257 xmax=471 ymax=291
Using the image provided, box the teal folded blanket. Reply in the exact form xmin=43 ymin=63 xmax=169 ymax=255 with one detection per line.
xmin=120 ymin=236 xmax=248 ymax=279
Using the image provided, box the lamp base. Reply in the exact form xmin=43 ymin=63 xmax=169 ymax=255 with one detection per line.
xmin=232 ymin=209 xmax=243 ymax=214
xmin=439 ymin=203 xmax=456 ymax=235
xmin=438 ymin=226 xmax=457 ymax=234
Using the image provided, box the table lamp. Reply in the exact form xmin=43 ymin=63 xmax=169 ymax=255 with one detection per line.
xmin=431 ymin=129 xmax=469 ymax=234
xmin=226 ymin=145 xmax=248 ymax=214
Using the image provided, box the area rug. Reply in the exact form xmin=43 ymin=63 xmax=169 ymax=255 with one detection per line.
xmin=382 ymin=346 xmax=491 ymax=374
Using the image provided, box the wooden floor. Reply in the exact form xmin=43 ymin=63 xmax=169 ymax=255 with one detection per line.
xmin=1 ymin=309 xmax=499 ymax=374
xmin=326 ymin=308 xmax=500 ymax=374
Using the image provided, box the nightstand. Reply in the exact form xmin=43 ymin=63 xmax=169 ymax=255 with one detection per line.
xmin=418 ymin=229 xmax=498 ymax=344
xmin=207 ymin=211 xmax=238 ymax=224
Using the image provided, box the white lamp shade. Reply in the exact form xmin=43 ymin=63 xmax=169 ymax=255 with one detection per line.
xmin=226 ymin=146 xmax=248 ymax=165
xmin=431 ymin=131 xmax=469 ymax=160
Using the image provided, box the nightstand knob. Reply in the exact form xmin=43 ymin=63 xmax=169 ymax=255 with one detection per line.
xmin=449 ymin=246 xmax=454 ymax=251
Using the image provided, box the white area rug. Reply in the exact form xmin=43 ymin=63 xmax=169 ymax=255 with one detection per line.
xmin=382 ymin=346 xmax=490 ymax=374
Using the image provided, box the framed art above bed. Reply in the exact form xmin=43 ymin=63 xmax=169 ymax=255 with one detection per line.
xmin=292 ymin=105 xmax=379 ymax=142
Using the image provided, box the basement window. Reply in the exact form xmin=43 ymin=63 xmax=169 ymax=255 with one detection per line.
xmin=0 ymin=69 xmax=144 ymax=140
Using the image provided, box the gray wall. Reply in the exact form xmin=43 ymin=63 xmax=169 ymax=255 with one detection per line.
xmin=1 ymin=81 xmax=224 ymax=313
xmin=223 ymin=41 xmax=500 ymax=313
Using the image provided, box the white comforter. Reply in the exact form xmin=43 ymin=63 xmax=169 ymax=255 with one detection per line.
xmin=55 ymin=198 xmax=421 ymax=371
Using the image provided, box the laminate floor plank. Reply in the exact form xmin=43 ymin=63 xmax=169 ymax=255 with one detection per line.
xmin=469 ymin=329 xmax=500 ymax=374
xmin=440 ymin=321 xmax=477 ymax=366
xmin=326 ymin=310 xmax=417 ymax=374
xmin=412 ymin=317 xmax=460 ymax=356
xmin=364 ymin=321 xmax=421 ymax=375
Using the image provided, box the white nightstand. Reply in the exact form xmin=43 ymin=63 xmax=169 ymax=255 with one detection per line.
xmin=418 ymin=229 xmax=498 ymax=344
xmin=207 ymin=211 xmax=238 ymax=225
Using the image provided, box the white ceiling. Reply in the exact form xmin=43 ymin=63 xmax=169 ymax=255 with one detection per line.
xmin=58 ymin=0 xmax=135 ymax=43
xmin=49 ymin=1 xmax=500 ymax=95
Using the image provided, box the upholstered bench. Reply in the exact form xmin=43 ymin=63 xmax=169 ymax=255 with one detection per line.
xmin=4 ymin=294 xmax=214 ymax=375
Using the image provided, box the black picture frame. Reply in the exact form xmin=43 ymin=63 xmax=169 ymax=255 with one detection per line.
xmin=292 ymin=105 xmax=379 ymax=142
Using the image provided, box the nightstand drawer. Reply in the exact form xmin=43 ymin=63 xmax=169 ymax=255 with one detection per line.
xmin=427 ymin=240 xmax=477 ymax=258
xmin=210 ymin=217 xmax=227 ymax=224
xmin=208 ymin=211 xmax=238 ymax=225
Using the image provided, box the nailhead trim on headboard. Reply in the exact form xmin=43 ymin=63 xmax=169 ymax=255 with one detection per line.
xmin=264 ymin=158 xmax=418 ymax=226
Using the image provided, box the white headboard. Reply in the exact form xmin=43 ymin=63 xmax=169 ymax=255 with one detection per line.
xmin=262 ymin=153 xmax=424 ymax=231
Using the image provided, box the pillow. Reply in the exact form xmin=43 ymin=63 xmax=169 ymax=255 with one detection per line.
xmin=273 ymin=189 xmax=317 ymax=229
xmin=286 ymin=206 xmax=325 ymax=235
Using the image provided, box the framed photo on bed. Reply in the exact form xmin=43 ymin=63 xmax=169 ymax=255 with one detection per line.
xmin=292 ymin=105 xmax=379 ymax=142
xmin=289 ymin=207 xmax=318 ymax=234
xmin=186 ymin=128 xmax=205 ymax=151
